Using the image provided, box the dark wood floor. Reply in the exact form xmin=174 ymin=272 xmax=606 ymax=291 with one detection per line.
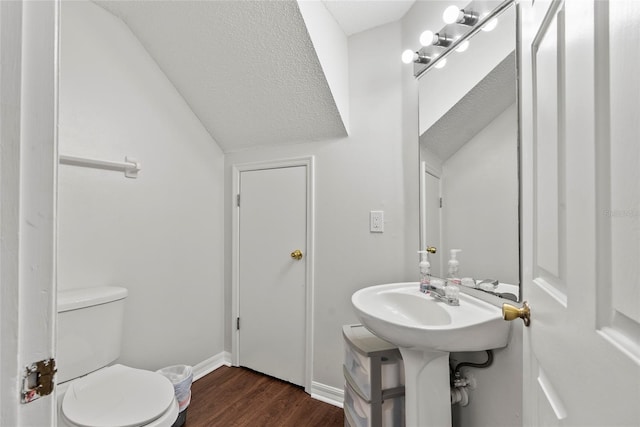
xmin=185 ymin=366 xmax=344 ymax=427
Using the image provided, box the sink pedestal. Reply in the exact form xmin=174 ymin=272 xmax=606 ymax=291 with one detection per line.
xmin=399 ymin=348 xmax=451 ymax=427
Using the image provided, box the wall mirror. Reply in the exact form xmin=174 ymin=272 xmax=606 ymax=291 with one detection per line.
xmin=418 ymin=1 xmax=520 ymax=302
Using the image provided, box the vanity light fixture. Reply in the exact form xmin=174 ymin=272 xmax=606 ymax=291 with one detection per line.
xmin=442 ymin=5 xmax=478 ymax=26
xmin=401 ymin=0 xmax=514 ymax=78
xmin=420 ymin=30 xmax=453 ymax=48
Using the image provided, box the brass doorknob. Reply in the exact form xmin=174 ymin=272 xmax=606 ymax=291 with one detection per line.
xmin=426 ymin=246 xmax=437 ymax=254
xmin=502 ymin=301 xmax=531 ymax=327
xmin=291 ymin=249 xmax=303 ymax=260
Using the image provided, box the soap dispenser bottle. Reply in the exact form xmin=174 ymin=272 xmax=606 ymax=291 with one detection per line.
xmin=417 ymin=250 xmax=431 ymax=293
xmin=447 ymin=249 xmax=462 ymax=286
xmin=446 ymin=249 xmax=462 ymax=301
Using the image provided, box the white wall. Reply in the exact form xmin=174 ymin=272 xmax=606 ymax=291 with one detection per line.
xmin=224 ymin=20 xmax=419 ymax=390
xmin=441 ymin=103 xmax=519 ymax=285
xmin=58 ymin=1 xmax=225 ymax=371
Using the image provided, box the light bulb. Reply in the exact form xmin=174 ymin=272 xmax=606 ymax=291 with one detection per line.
xmin=456 ymin=40 xmax=470 ymax=52
xmin=443 ymin=5 xmax=462 ymax=24
xmin=435 ymin=58 xmax=447 ymax=69
xmin=482 ymin=18 xmax=498 ymax=31
xmin=420 ymin=30 xmax=436 ymax=46
xmin=401 ymin=49 xmax=417 ymax=64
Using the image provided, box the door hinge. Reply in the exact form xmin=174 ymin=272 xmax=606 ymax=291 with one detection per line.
xmin=440 ymin=197 xmax=443 ymax=208
xmin=236 ymin=194 xmax=240 ymax=207
xmin=21 ymin=358 xmax=56 ymax=403
xmin=236 ymin=317 xmax=240 ymax=330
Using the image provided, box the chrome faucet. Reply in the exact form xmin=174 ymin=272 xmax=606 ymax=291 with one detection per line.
xmin=426 ymin=281 xmax=459 ymax=306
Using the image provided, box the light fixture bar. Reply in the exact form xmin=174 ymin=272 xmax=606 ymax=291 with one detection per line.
xmin=412 ymin=0 xmax=514 ymax=79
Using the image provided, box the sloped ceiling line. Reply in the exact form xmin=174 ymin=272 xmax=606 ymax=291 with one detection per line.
xmin=94 ymin=0 xmax=348 ymax=152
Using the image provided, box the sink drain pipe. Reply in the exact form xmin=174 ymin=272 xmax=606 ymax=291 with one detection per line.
xmin=451 ymin=386 xmax=469 ymax=406
xmin=450 ymin=350 xmax=494 ymax=406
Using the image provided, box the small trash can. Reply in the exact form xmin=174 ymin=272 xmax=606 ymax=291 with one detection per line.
xmin=157 ymin=365 xmax=193 ymax=427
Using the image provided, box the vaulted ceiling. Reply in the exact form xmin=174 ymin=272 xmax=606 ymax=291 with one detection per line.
xmin=94 ymin=0 xmax=414 ymax=152
xmin=94 ymin=1 xmax=345 ymax=152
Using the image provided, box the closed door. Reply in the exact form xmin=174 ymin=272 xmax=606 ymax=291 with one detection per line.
xmin=425 ymin=171 xmax=442 ymax=276
xmin=238 ymin=166 xmax=307 ymax=386
xmin=520 ymin=0 xmax=640 ymax=425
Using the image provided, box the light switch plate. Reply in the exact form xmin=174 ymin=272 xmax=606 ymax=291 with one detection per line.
xmin=370 ymin=211 xmax=384 ymax=233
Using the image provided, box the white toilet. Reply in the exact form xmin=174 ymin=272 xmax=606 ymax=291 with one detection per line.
xmin=57 ymin=286 xmax=179 ymax=427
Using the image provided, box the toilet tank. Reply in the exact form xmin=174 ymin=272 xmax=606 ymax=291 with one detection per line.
xmin=57 ymin=286 xmax=128 ymax=383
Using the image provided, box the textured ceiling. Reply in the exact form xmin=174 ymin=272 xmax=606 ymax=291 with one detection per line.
xmin=420 ymin=51 xmax=516 ymax=161
xmin=322 ymin=0 xmax=415 ymax=36
xmin=95 ymin=0 xmax=347 ymax=152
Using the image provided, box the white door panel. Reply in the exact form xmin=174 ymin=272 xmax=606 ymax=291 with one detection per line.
xmin=609 ymin=0 xmax=640 ymax=333
xmin=520 ymin=1 xmax=640 ymax=425
xmin=238 ymin=166 xmax=307 ymax=386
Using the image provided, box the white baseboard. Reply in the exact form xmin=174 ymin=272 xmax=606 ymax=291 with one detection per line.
xmin=310 ymin=381 xmax=344 ymax=408
xmin=193 ymin=351 xmax=232 ymax=382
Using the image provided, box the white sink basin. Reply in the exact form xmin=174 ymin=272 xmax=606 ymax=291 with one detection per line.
xmin=351 ymin=282 xmax=510 ymax=352
xmin=351 ymin=282 xmax=511 ymax=427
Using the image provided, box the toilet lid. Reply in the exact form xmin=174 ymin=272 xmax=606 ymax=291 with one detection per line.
xmin=62 ymin=364 xmax=175 ymax=427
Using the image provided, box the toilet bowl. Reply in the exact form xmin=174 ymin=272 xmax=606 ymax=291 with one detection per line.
xmin=56 ymin=287 xmax=179 ymax=427
xmin=58 ymin=365 xmax=179 ymax=427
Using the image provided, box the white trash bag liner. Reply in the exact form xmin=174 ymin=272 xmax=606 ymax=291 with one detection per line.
xmin=157 ymin=365 xmax=193 ymax=412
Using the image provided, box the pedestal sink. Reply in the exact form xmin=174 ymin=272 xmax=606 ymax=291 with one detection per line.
xmin=351 ymin=282 xmax=510 ymax=427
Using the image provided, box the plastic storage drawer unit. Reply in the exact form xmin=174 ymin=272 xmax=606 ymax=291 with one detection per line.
xmin=344 ymin=381 xmax=404 ymax=427
xmin=343 ymin=324 xmax=405 ymax=427
xmin=344 ymin=339 xmax=403 ymax=401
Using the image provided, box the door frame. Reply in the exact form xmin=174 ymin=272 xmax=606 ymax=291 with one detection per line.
xmin=231 ymin=156 xmax=315 ymax=393
xmin=0 ymin=0 xmax=58 ymax=424
xmin=419 ymin=160 xmax=442 ymax=260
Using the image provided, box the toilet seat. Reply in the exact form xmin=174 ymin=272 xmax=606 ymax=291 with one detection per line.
xmin=62 ymin=364 xmax=176 ymax=427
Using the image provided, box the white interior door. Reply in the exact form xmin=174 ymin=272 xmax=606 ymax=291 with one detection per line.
xmin=520 ymin=0 xmax=640 ymax=425
xmin=424 ymin=171 xmax=442 ymax=276
xmin=238 ymin=165 xmax=307 ymax=386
